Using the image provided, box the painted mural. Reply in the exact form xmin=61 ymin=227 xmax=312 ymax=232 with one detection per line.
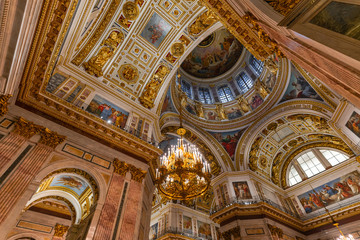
xmin=250 ymin=93 xmax=264 ymax=110
xmin=183 ymin=215 xmax=192 ymax=232
xmin=160 ymin=88 xmax=176 ymax=115
xmin=298 ymin=171 xmax=360 ymax=214
xmin=346 ymin=111 xmax=360 ymax=138
xmin=85 ymin=94 xmax=129 ymax=129
xmin=181 ymin=28 xmax=243 ymax=78
xmin=197 ymin=220 xmax=211 ymax=238
xmin=309 ymin=2 xmax=360 ymax=41
xmin=209 ymin=129 xmax=244 ymax=160
xmin=281 ymin=64 xmax=322 ymax=102
xmin=140 ymin=13 xmax=172 ymax=48
xmin=49 ymin=175 xmax=89 ymax=196
xmin=149 ymin=223 xmax=158 ymax=240
xmin=226 ymin=105 xmax=242 ymax=120
xmin=233 ymin=181 xmax=252 ymax=199
xmin=46 ymin=73 xmax=67 ymax=93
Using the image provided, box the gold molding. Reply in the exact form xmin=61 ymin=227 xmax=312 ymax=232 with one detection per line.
xmin=54 ymin=223 xmax=69 ymax=237
xmin=0 ymin=94 xmax=11 ymax=116
xmin=263 ymin=0 xmax=301 ymax=16
xmin=113 ymin=158 xmax=147 ymax=183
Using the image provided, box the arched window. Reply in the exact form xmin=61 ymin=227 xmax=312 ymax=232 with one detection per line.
xmin=250 ymin=55 xmax=264 ymax=75
xmin=217 ymin=85 xmax=234 ymax=103
xmin=198 ymin=87 xmax=212 ymax=104
xmin=181 ymin=80 xmax=192 ymax=99
xmin=236 ymin=72 xmax=253 ymax=94
xmin=288 ymin=148 xmax=349 ymax=186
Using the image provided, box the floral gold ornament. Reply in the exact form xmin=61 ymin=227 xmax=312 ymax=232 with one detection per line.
xmin=263 ymin=0 xmax=301 ymax=16
xmin=54 ymin=223 xmax=69 ymax=237
xmin=170 ymin=42 xmax=185 ymax=58
xmin=129 ymin=165 xmax=147 ymax=182
xmin=123 ymin=2 xmax=139 ymax=20
xmin=39 ymin=128 xmax=66 ymax=149
xmin=0 ymin=94 xmax=11 ymax=116
xmin=118 ymin=64 xmax=139 ymax=83
xmin=188 ymin=10 xmax=218 ymax=36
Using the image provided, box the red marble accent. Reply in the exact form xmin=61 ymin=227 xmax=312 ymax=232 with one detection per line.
xmin=260 ymin=24 xmax=360 ymax=108
xmin=92 ymin=174 xmax=125 ymax=240
xmin=0 ymin=143 xmax=52 ymax=224
xmin=0 ymin=132 xmax=27 ymax=172
xmin=118 ymin=180 xmax=143 ymax=240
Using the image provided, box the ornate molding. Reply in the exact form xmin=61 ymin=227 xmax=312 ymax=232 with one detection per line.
xmin=113 ymin=159 xmax=147 ymax=183
xmin=13 ymin=117 xmax=42 ymax=139
xmin=199 ymin=0 xmax=278 ymax=60
xmin=267 ymin=224 xmax=283 ymax=238
xmin=263 ymin=0 xmax=301 ymax=16
xmin=129 ymin=164 xmax=147 ymax=182
xmin=113 ymin=158 xmax=129 ymax=176
xmin=222 ymin=226 xmax=241 ymax=239
xmin=39 ymin=128 xmax=66 ymax=149
xmin=0 ymin=94 xmax=11 ymax=116
xmin=188 ymin=10 xmax=218 ymax=36
xmin=54 ymin=223 xmax=69 ymax=237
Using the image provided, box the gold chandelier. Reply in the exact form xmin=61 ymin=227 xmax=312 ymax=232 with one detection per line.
xmin=155 ymin=127 xmax=211 ymax=200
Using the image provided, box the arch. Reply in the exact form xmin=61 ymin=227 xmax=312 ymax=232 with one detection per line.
xmin=7 ymin=233 xmax=41 ymax=240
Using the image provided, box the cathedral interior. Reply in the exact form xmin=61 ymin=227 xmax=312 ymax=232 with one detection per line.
xmin=0 ymin=0 xmax=360 ymax=239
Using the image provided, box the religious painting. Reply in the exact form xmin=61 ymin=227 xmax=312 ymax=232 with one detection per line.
xmin=197 ymin=220 xmax=211 ymax=238
xmin=226 ymin=105 xmax=242 ymax=120
xmin=281 ymin=64 xmax=322 ymax=102
xmin=233 ymin=181 xmax=252 ymax=199
xmin=161 ymin=88 xmax=176 ymax=115
xmin=49 ymin=175 xmax=88 ymax=196
xmin=310 ymin=2 xmax=360 ymax=41
xmin=250 ymin=93 xmax=263 ymax=110
xmin=140 ymin=12 xmax=172 ymax=48
xmin=346 ymin=111 xmax=360 ymax=138
xmin=183 ymin=216 xmax=192 ymax=233
xmin=181 ymin=28 xmax=243 ymax=79
xmin=149 ymin=223 xmax=158 ymax=240
xmin=297 ymin=171 xmax=360 ymax=214
xmin=264 ymin=73 xmax=276 ymax=91
xmin=185 ymin=102 xmax=196 ymax=115
xmin=85 ymin=95 xmax=129 ymax=129
xmin=204 ymin=109 xmax=218 ymax=121
xmin=209 ymin=129 xmax=244 ymax=160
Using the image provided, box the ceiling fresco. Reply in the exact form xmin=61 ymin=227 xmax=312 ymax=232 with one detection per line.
xmin=49 ymin=174 xmax=89 ymax=197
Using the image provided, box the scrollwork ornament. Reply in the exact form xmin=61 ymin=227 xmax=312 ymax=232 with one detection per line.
xmin=0 ymin=94 xmax=11 ymax=116
xmin=54 ymin=223 xmax=69 ymax=237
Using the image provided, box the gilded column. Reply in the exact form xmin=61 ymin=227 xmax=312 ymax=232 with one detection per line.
xmin=92 ymin=159 xmax=128 ymax=240
xmin=117 ymin=165 xmax=146 ymax=240
xmin=52 ymin=223 xmax=69 ymax=240
xmin=0 ymin=127 xmax=65 ymax=224
xmin=0 ymin=117 xmax=39 ymax=172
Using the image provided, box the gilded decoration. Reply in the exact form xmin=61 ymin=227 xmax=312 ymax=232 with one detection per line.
xmin=222 ymin=226 xmax=241 ymax=239
xmin=123 ymin=2 xmax=139 ymax=20
xmin=118 ymin=64 xmax=139 ymax=83
xmin=83 ymin=30 xmax=124 ymax=77
xmin=129 ymin=164 xmax=147 ymax=182
xmin=263 ymin=0 xmax=301 ymax=16
xmin=139 ymin=65 xmax=170 ymax=109
xmin=113 ymin=158 xmax=147 ymax=182
xmin=44 ymin=168 xmax=99 ymax=201
xmin=267 ymin=224 xmax=283 ymax=238
xmin=39 ymin=128 xmax=66 ymax=149
xmin=13 ymin=117 xmax=42 ymax=139
xmin=188 ymin=10 xmax=218 ymax=36
xmin=237 ymin=96 xmax=250 ymax=113
xmin=54 ymin=223 xmax=69 ymax=237
xmin=170 ymin=42 xmax=185 ymax=58
xmin=71 ymin=0 xmax=122 ymax=66
xmin=113 ymin=158 xmax=130 ymax=176
xmin=0 ymin=94 xmax=11 ymax=116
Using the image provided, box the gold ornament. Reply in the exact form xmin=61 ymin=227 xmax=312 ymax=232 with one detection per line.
xmin=188 ymin=10 xmax=218 ymax=36
xmin=170 ymin=42 xmax=185 ymax=58
xmin=54 ymin=223 xmax=69 ymax=237
xmin=268 ymin=224 xmax=283 ymax=238
xmin=263 ymin=0 xmax=301 ymax=16
xmin=0 ymin=94 xmax=11 ymax=116
xmin=123 ymin=2 xmax=139 ymax=20
xmin=216 ymin=104 xmax=227 ymax=120
xmin=194 ymin=101 xmax=204 ymax=118
xmin=39 ymin=128 xmax=66 ymax=148
xmin=13 ymin=117 xmax=42 ymax=139
xmin=119 ymin=64 xmax=139 ymax=83
xmin=129 ymin=164 xmax=147 ymax=183
xmin=238 ymin=96 xmax=250 ymax=113
xmin=113 ymin=158 xmax=129 ymax=176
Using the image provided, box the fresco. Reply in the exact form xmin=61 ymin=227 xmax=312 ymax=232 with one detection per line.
xmin=160 ymin=88 xmax=176 ymax=115
xmin=297 ymin=171 xmax=360 ymax=214
xmin=183 ymin=216 xmax=192 ymax=232
xmin=233 ymin=181 xmax=252 ymax=199
xmin=250 ymin=93 xmax=264 ymax=110
xmin=281 ymin=64 xmax=322 ymax=102
xmin=310 ymin=2 xmax=360 ymax=41
xmin=46 ymin=73 xmax=67 ymax=93
xmin=346 ymin=111 xmax=360 ymax=138
xmin=140 ymin=13 xmax=172 ymax=48
xmin=85 ymin=95 xmax=129 ymax=129
xmin=197 ymin=220 xmax=211 ymax=238
xmin=209 ymin=129 xmax=244 ymax=160
xmin=181 ymin=28 xmax=243 ymax=78
xmin=226 ymin=106 xmax=242 ymax=120
xmin=49 ymin=175 xmax=88 ymax=196
xmin=149 ymin=223 xmax=158 ymax=240
xmin=204 ymin=109 xmax=218 ymax=120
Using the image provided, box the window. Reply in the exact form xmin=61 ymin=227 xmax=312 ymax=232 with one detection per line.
xmin=217 ymin=85 xmax=234 ymax=103
xmin=250 ymin=55 xmax=264 ymax=75
xmin=181 ymin=80 xmax=192 ymax=98
xmin=319 ymin=149 xmax=349 ymax=166
xmin=236 ymin=72 xmax=253 ymax=94
xmin=198 ymin=87 xmax=212 ymax=104
xmin=289 ymin=165 xmax=302 ymax=186
xmin=296 ymin=151 xmax=325 ymax=178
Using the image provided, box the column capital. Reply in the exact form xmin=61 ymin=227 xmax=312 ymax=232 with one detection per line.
xmin=54 ymin=223 xmax=69 ymax=237
xmin=113 ymin=158 xmax=129 ymax=176
xmin=13 ymin=117 xmax=43 ymax=139
xmin=39 ymin=128 xmax=66 ymax=148
xmin=0 ymin=94 xmax=11 ymax=116
xmin=129 ymin=164 xmax=147 ymax=183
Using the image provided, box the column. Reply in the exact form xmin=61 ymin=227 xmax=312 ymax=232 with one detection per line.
xmin=0 ymin=125 xmax=66 ymax=224
xmin=53 ymin=223 xmax=69 ymax=240
xmin=118 ymin=165 xmax=146 ymax=240
xmin=209 ymin=85 xmax=219 ymax=102
xmin=192 ymin=85 xmax=199 ymax=101
xmin=0 ymin=117 xmax=38 ymax=172
xmin=228 ymin=79 xmax=240 ymax=96
xmin=92 ymin=159 xmax=127 ymax=240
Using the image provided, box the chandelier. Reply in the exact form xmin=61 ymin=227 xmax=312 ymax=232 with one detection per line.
xmin=155 ymin=126 xmax=211 ymax=200
xmin=334 ymin=222 xmax=354 ymax=240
